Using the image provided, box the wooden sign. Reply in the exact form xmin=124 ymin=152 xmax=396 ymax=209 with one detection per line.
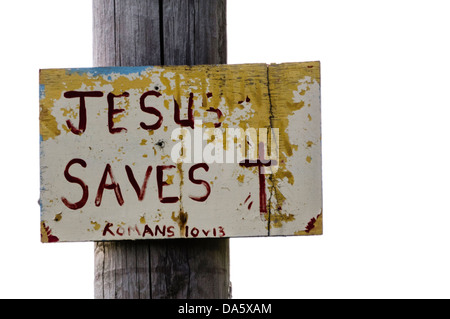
xmin=39 ymin=62 xmax=322 ymax=242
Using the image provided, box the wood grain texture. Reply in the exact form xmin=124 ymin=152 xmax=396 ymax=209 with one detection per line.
xmin=93 ymin=0 xmax=229 ymax=299
xmin=93 ymin=0 xmax=226 ymax=66
xmin=93 ymin=0 xmax=161 ymax=66
xmin=162 ymin=0 xmax=227 ymax=65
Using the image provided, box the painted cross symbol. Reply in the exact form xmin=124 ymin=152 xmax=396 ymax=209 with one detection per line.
xmin=239 ymin=141 xmax=277 ymax=219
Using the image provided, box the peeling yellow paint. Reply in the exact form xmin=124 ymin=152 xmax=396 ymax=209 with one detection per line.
xmin=90 ymin=221 xmax=101 ymax=230
xmin=171 ymin=210 xmax=188 ymax=234
xmin=153 ymin=213 xmax=162 ymax=223
xmin=112 ymin=112 xmax=126 ymax=124
xmin=306 ymin=156 xmax=312 ymax=163
xmin=270 ymin=212 xmax=295 ymax=228
xmin=54 ymin=213 xmax=62 ymax=222
xmin=60 ymin=107 xmax=77 ymax=118
xmin=140 ymin=216 xmax=146 ymax=224
xmin=40 ymin=221 xmax=49 ymax=243
xmin=40 ymin=221 xmax=59 ymax=243
xmin=140 ymin=139 xmax=147 ymax=145
xmin=294 ymin=213 xmax=323 ymax=235
xmin=166 ymin=174 xmax=174 ymax=185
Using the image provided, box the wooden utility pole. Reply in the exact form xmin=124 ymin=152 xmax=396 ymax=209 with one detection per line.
xmin=92 ymin=0 xmax=229 ymax=299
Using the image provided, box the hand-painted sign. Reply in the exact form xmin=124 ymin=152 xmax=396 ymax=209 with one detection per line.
xmin=39 ymin=62 xmax=322 ymax=242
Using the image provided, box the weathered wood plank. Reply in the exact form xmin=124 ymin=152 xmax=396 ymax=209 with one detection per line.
xmin=39 ymin=62 xmax=323 ymax=241
xmin=93 ymin=0 xmax=161 ymax=67
xmin=93 ymin=0 xmax=116 ymax=66
xmin=115 ymin=0 xmax=161 ymax=66
xmin=162 ymin=0 xmax=227 ymax=65
xmin=192 ymin=0 xmax=227 ymax=65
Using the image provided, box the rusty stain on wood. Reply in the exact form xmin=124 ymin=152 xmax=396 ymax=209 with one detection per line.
xmin=39 ymin=62 xmax=322 ymax=242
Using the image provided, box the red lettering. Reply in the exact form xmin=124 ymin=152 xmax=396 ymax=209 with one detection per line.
xmin=206 ymin=92 xmax=224 ymax=128
xmin=125 ymin=165 xmax=153 ymax=200
xmin=102 ymin=222 xmax=114 ymax=236
xmin=167 ymin=226 xmax=175 ymax=237
xmin=188 ymin=163 xmax=211 ymax=202
xmin=155 ymin=225 xmax=166 ymax=237
xmin=95 ymin=164 xmax=124 ymax=207
xmin=107 ymin=92 xmax=129 ymax=134
xmin=62 ymin=160 xmax=215 ymax=209
xmin=142 ymin=224 xmax=154 ymax=237
xmin=191 ymin=227 xmax=199 ymax=237
xmin=116 ymin=225 xmax=125 ymax=236
xmin=174 ymin=93 xmax=194 ymax=129
xmin=64 ymin=91 xmax=103 ymax=135
xmin=101 ymin=223 xmax=224 ymax=238
xmin=156 ymin=165 xmax=179 ymax=204
xmin=202 ymin=229 xmax=210 ymax=236
xmin=239 ymin=142 xmax=277 ymax=216
xmin=61 ymin=158 xmax=89 ymax=210
xmin=140 ymin=90 xmax=163 ymax=130
xmin=128 ymin=225 xmax=141 ymax=236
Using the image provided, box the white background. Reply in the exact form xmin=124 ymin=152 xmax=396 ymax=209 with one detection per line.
xmin=1 ymin=0 xmax=450 ymax=298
